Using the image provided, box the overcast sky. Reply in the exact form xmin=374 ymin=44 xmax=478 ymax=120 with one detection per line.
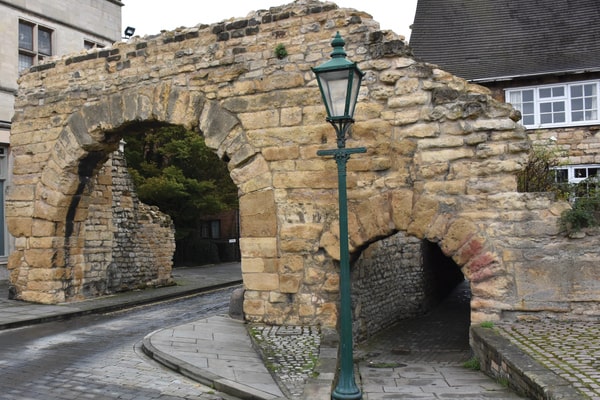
xmin=121 ymin=1 xmax=417 ymax=41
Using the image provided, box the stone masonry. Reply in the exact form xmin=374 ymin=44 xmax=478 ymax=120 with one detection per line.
xmin=7 ymin=0 xmax=600 ymax=327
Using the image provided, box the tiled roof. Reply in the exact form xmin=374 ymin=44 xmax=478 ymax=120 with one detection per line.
xmin=409 ymin=0 xmax=600 ymax=81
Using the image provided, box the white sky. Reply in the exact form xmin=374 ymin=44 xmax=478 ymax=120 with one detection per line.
xmin=121 ymin=1 xmax=417 ymax=41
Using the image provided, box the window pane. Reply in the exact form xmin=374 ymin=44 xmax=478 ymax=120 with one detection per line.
xmin=19 ymin=22 xmax=33 ymax=50
xmin=38 ymin=28 xmax=52 ymax=55
xmin=586 ymin=110 xmax=597 ymax=120
xmin=523 ymin=103 xmax=534 ymax=114
xmin=552 ymin=87 xmax=565 ymax=97
xmin=541 ymin=113 xmax=552 ymax=124
xmin=575 ymin=168 xmax=587 ymax=178
xmin=540 ymin=102 xmax=552 ymax=113
xmin=523 ymin=89 xmax=534 ymax=102
xmin=523 ymin=115 xmax=535 ymax=125
xmin=211 ymin=221 xmax=220 ymax=239
xmin=585 ymin=98 xmax=594 ymax=109
xmin=554 ymin=101 xmax=565 ymax=112
xmin=584 ymin=84 xmax=596 ymax=96
xmin=589 ymin=168 xmax=599 ymax=177
xmin=539 ymin=88 xmax=551 ymax=98
xmin=571 ymin=85 xmax=583 ymax=98
xmin=555 ymin=169 xmax=568 ymax=183
xmin=509 ymin=91 xmax=521 ymax=104
xmin=572 ymin=98 xmax=583 ymax=111
xmin=555 ymin=112 xmax=565 ymax=123
xmin=18 ymin=53 xmax=33 ymax=72
xmin=573 ymin=111 xmax=584 ymax=121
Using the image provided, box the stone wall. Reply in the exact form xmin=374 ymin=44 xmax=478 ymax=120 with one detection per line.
xmin=7 ymin=144 xmax=174 ymax=302
xmin=6 ymin=0 xmax=600 ymax=327
xmin=352 ymin=232 xmax=426 ymax=342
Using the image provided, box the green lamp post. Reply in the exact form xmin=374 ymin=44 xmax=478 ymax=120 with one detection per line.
xmin=312 ymin=32 xmax=365 ymax=400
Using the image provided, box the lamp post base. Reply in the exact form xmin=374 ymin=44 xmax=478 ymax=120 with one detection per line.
xmin=332 ymin=387 xmax=362 ymax=400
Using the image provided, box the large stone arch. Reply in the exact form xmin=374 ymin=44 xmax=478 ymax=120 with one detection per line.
xmin=7 ymin=0 xmax=600 ymax=328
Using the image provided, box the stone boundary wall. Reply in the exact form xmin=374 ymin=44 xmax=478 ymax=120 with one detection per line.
xmin=471 ymin=326 xmax=583 ymax=400
xmin=6 ymin=0 xmax=600 ymax=327
xmin=352 ymin=232 xmax=427 ymax=341
xmin=7 ymin=145 xmax=174 ymax=302
xmin=107 ymin=148 xmax=174 ymax=293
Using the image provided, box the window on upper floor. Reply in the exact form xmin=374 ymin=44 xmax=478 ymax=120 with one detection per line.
xmin=506 ymin=80 xmax=600 ymax=129
xmin=18 ymin=20 xmax=53 ymax=73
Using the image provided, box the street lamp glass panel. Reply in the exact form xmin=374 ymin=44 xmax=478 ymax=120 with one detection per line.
xmin=318 ymin=69 xmax=349 ymax=119
xmin=317 ymin=68 xmax=361 ymax=120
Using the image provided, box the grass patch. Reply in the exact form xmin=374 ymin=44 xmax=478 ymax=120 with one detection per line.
xmin=463 ymin=357 xmax=480 ymax=371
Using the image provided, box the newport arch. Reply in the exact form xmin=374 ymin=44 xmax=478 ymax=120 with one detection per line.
xmin=7 ymin=0 xmax=600 ymax=329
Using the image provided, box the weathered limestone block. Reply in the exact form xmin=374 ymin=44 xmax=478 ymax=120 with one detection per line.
xmin=279 ymin=223 xmax=323 ymax=253
xmin=419 ymin=147 xmax=475 ymax=164
xmin=407 ymin=196 xmax=439 ymax=238
xmin=244 ymin=272 xmax=279 ymax=291
xmin=232 ymin=159 xmax=272 ymax=193
xmin=239 ymin=237 xmax=278 ymax=258
xmin=240 ymin=190 xmax=276 ymax=237
xmin=244 ymin=298 xmax=265 ymax=316
xmin=391 ymin=189 xmax=414 ymax=231
xmin=242 ymin=258 xmax=266 ymax=273
xmin=261 ymin=146 xmax=300 ymax=161
xmin=279 ymin=274 xmax=302 ymax=293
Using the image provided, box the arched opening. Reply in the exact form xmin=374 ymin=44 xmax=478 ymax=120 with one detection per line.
xmin=119 ymin=121 xmax=240 ymax=267
xmin=352 ymin=232 xmax=470 ymax=354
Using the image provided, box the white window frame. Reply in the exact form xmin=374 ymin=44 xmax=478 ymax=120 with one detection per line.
xmin=18 ymin=19 xmax=54 ymax=73
xmin=553 ymin=164 xmax=600 ymax=184
xmin=506 ymin=80 xmax=600 ymax=129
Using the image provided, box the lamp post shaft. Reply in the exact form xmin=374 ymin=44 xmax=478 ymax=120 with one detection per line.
xmin=318 ymin=125 xmax=365 ymax=400
xmin=333 ymin=150 xmax=361 ymax=400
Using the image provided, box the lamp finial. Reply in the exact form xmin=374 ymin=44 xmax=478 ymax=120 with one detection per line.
xmin=330 ymin=32 xmax=347 ymax=58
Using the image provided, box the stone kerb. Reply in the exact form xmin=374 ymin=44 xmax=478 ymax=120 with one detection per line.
xmin=7 ymin=0 xmax=596 ymax=327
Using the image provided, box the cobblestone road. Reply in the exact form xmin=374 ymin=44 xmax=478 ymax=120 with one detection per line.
xmin=0 ymin=287 xmax=240 ymax=400
xmin=250 ymin=324 xmax=321 ymax=399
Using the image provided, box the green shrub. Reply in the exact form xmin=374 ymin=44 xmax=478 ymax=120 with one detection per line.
xmin=274 ymin=44 xmax=288 ymax=59
xmin=517 ymin=142 xmax=567 ymax=199
xmin=561 ymin=190 xmax=600 ymax=233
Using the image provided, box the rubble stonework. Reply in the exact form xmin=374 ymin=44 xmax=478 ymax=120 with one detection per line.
xmin=7 ymin=143 xmax=175 ymax=303
xmin=7 ymin=0 xmax=600 ymax=326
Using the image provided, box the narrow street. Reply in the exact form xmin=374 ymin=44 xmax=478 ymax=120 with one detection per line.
xmin=0 ymin=286 xmax=241 ymax=400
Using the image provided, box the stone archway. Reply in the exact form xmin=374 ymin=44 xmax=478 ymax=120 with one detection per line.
xmin=8 ymin=0 xmax=600 ymax=328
